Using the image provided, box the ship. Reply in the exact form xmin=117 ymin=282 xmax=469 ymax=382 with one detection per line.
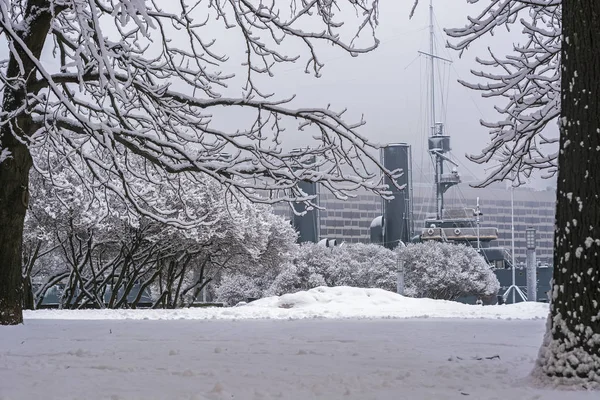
xmin=371 ymin=0 xmax=552 ymax=304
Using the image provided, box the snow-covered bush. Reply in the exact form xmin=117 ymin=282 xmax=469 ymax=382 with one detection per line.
xmin=272 ymin=242 xmax=396 ymax=294
xmin=398 ymin=242 xmax=500 ymax=301
xmin=217 ymin=240 xmax=500 ymax=304
xmin=323 ymin=243 xmax=396 ymax=291
xmin=216 ymin=242 xmax=397 ymax=302
xmin=214 ymin=274 xmax=263 ymax=306
xmin=265 ymin=261 xmax=328 ymax=297
xmin=346 ymin=243 xmax=397 ymax=291
xmin=265 ymin=264 xmax=304 ymax=297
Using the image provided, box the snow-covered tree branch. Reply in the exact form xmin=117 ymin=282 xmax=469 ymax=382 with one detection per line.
xmin=24 ymin=166 xmax=298 ymax=309
xmin=4 ymin=0 xmax=389 ymax=210
xmin=0 ymin=0 xmax=391 ymax=324
xmin=444 ymin=0 xmax=561 ymax=186
xmin=441 ymin=0 xmax=600 ymax=388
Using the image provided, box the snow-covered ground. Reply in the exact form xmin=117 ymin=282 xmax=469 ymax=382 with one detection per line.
xmin=1 ymin=287 xmax=595 ymax=400
xmin=23 ymin=286 xmax=550 ymax=321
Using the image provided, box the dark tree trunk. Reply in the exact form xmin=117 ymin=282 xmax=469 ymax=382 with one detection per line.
xmin=0 ymin=140 xmax=30 ymax=323
xmin=535 ymin=0 xmax=600 ymax=387
xmin=0 ymin=1 xmax=53 ymax=325
xmin=22 ymin=276 xmax=35 ymax=311
xmin=22 ymin=241 xmax=43 ymax=310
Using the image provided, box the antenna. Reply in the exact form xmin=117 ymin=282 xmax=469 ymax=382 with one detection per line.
xmin=429 ymin=0 xmax=435 ymax=138
xmin=475 ymin=197 xmax=481 ymax=251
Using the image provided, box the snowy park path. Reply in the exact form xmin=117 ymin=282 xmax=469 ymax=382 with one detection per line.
xmin=1 ymin=318 xmax=595 ymax=400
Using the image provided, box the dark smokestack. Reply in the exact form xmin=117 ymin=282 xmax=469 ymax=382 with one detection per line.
xmin=381 ymin=144 xmax=413 ymax=249
xmin=292 ymin=179 xmax=319 ymax=243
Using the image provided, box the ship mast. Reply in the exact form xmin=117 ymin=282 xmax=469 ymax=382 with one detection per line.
xmin=422 ymin=0 xmax=459 ymax=221
xmin=429 ymin=0 xmax=436 ymax=140
xmin=428 ymin=0 xmax=443 ymax=220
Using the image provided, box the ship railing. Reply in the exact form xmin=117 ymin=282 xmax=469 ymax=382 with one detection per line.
xmin=502 ymin=248 xmax=514 ymax=268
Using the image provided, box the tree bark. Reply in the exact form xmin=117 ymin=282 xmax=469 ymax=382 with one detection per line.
xmin=534 ymin=0 xmax=600 ymax=387
xmin=0 ymin=137 xmax=31 ymax=323
xmin=22 ymin=275 xmax=35 ymax=311
xmin=0 ymin=0 xmax=53 ymax=325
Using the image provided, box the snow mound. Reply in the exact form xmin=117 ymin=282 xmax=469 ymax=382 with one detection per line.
xmin=249 ymin=286 xmax=549 ymax=320
xmin=24 ymin=286 xmax=549 ymax=321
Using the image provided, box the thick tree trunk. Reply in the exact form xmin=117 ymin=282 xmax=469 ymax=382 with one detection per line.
xmin=0 ymin=0 xmax=53 ymax=325
xmin=534 ymin=0 xmax=600 ymax=388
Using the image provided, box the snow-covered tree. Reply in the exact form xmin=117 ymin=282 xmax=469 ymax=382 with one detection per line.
xmin=0 ymin=0 xmax=395 ymax=324
xmin=149 ymin=177 xmax=299 ymax=307
xmin=535 ymin=1 xmax=600 ymax=387
xmin=23 ymin=167 xmax=130 ymax=309
xmin=442 ymin=0 xmax=561 ymax=185
xmin=430 ymin=0 xmax=600 ymax=387
xmin=397 ymin=242 xmax=500 ymax=301
xmin=415 ymin=0 xmax=600 ymax=388
xmin=182 ymin=202 xmax=298 ymax=308
xmin=24 ymin=164 xmax=298 ymax=309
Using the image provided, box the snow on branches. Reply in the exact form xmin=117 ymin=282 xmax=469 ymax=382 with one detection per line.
xmin=0 ymin=0 xmax=391 ymax=228
xmin=24 ymin=165 xmax=298 ymax=309
xmin=445 ymin=0 xmax=561 ymax=186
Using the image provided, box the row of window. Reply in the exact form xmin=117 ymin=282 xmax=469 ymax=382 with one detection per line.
xmin=320 ymin=219 xmax=365 ymax=228
xmin=321 ymin=228 xmax=364 ymax=238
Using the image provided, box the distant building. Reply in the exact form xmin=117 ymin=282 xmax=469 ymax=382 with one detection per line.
xmin=278 ymin=183 xmax=555 ymax=266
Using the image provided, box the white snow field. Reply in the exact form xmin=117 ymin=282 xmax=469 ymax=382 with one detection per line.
xmin=23 ymin=286 xmax=550 ymax=321
xmin=1 ymin=287 xmax=596 ymax=400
